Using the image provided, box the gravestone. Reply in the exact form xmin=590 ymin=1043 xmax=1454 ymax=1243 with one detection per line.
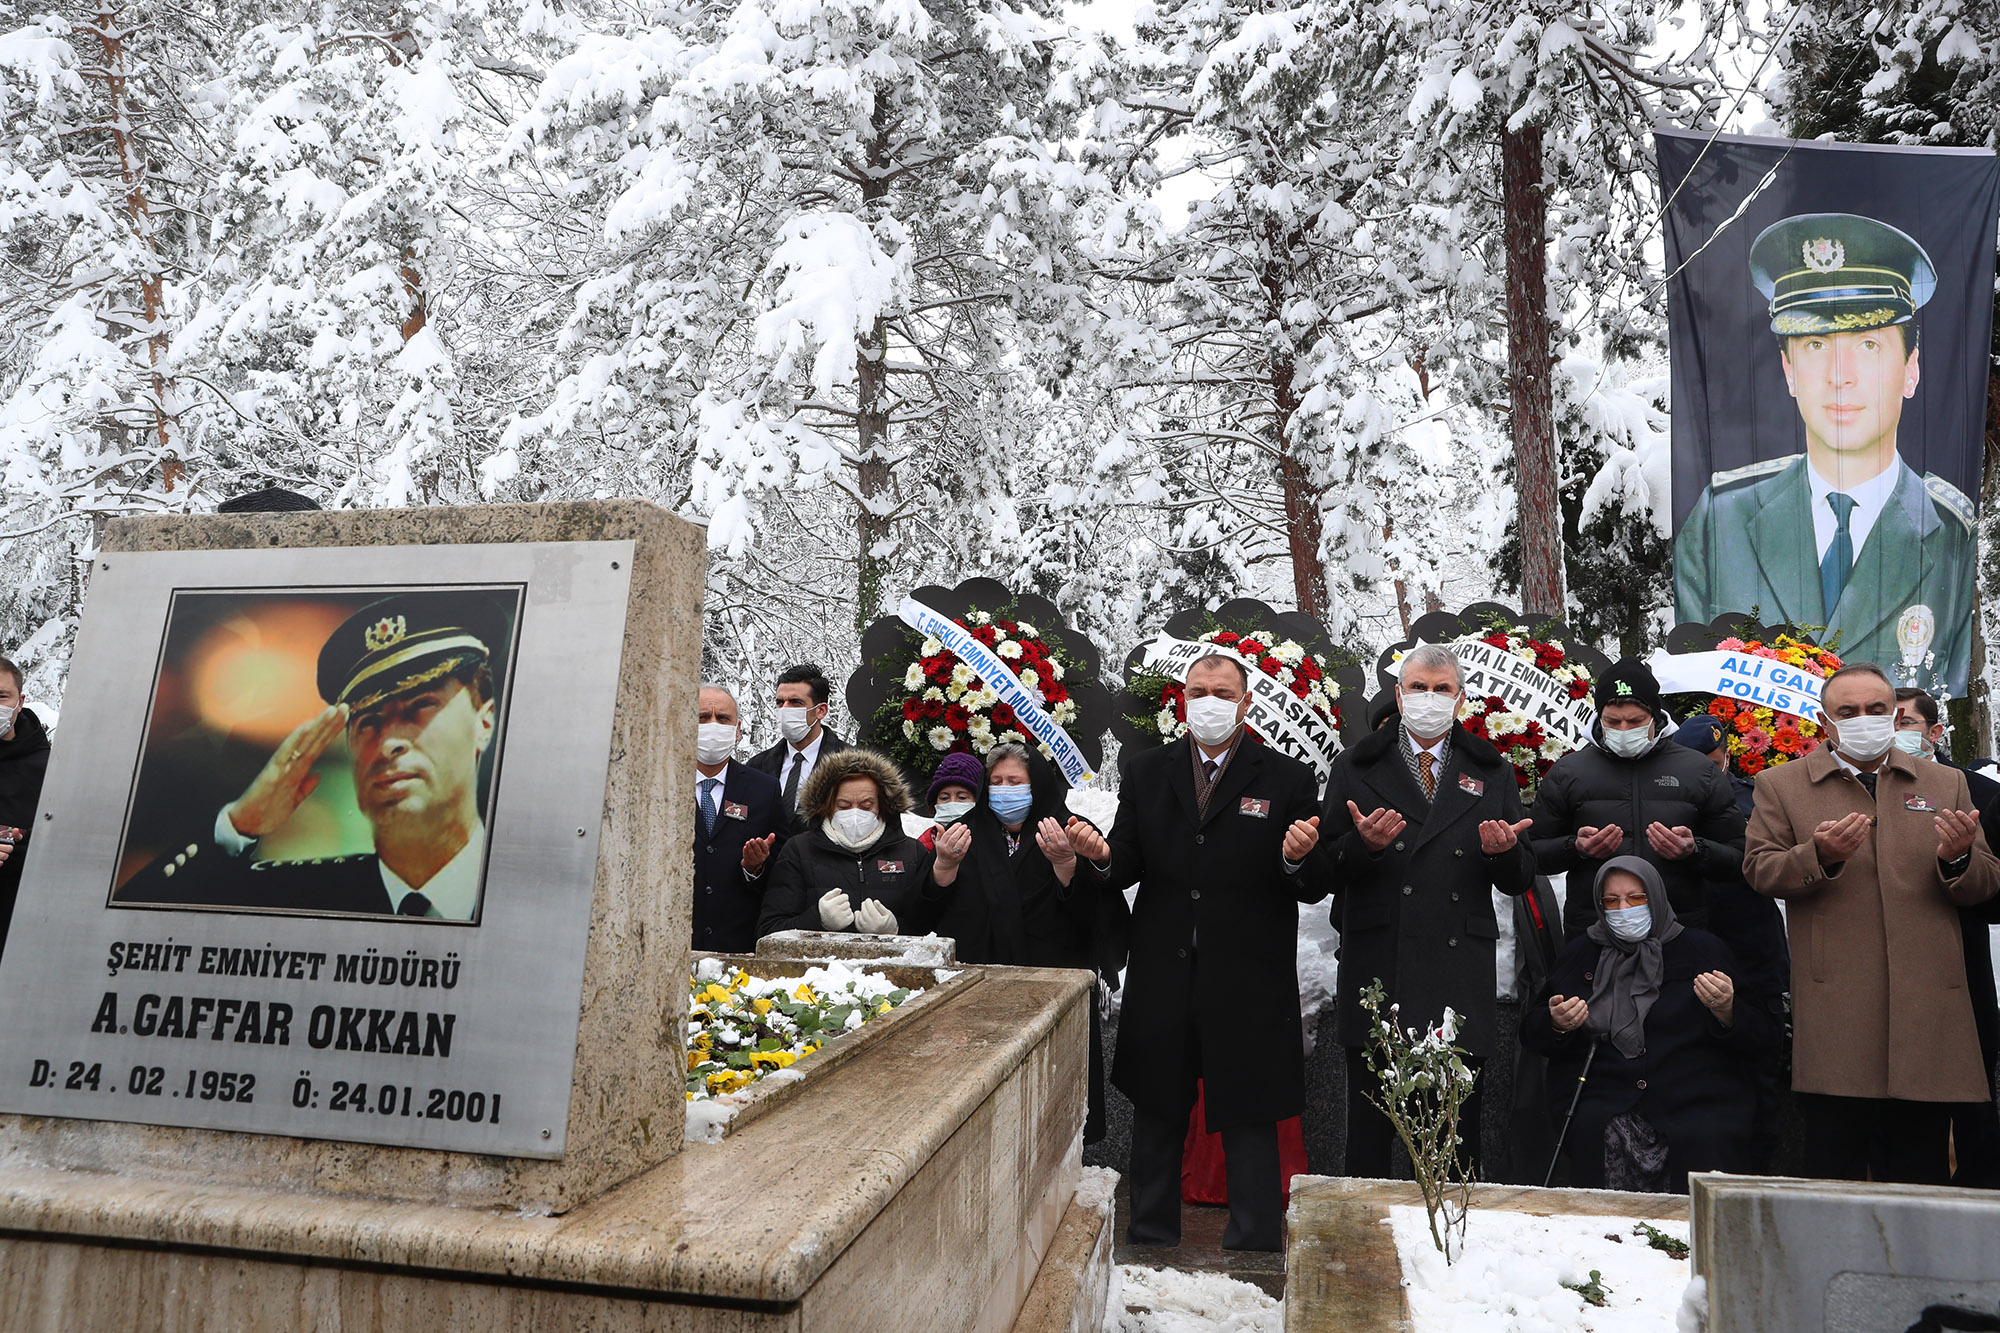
xmin=0 ymin=501 xmax=699 ymax=1211
xmin=1692 ymin=1174 xmax=2000 ymax=1333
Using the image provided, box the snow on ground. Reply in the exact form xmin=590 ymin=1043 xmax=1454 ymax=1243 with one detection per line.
xmin=1109 ymin=1265 xmax=1283 ymax=1333
xmin=1390 ymin=1206 xmax=1693 ymax=1333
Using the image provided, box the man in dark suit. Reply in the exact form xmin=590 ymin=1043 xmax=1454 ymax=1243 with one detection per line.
xmin=1069 ymin=652 xmax=1330 ymax=1252
xmin=116 ymin=592 xmax=509 ymax=920
xmin=748 ymin=663 xmax=852 ymax=829
xmin=693 ymin=684 xmax=786 ymax=953
xmin=1320 ymin=643 xmax=1536 ymax=1178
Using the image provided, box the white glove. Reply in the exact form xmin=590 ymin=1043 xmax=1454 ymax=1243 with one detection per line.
xmin=853 ymin=899 xmax=898 ymax=936
xmin=818 ymin=889 xmax=855 ymax=931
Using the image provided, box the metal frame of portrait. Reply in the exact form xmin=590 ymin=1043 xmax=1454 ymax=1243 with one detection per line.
xmin=0 ymin=541 xmax=633 ymax=1158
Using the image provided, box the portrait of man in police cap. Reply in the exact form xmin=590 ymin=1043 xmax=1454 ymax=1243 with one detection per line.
xmin=1674 ymin=211 xmax=1976 ymax=694
xmin=111 ymin=586 xmax=521 ymax=921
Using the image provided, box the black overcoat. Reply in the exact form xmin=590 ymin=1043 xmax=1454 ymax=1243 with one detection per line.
xmin=1320 ymin=723 xmax=1535 ymax=1058
xmin=756 ymin=823 xmax=937 ymax=939
xmin=1521 ymin=928 xmax=1779 ymax=1190
xmin=929 ymin=750 xmax=1127 ymax=973
xmin=1529 ymin=722 xmax=1747 ymax=937
xmin=0 ymin=708 xmax=51 ymax=958
xmin=691 ymin=760 xmax=789 ymax=954
xmin=1099 ymin=734 xmax=1331 ymax=1131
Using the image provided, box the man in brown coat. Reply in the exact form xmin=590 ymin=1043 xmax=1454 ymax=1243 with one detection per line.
xmin=1745 ymin=664 xmax=2000 ymax=1183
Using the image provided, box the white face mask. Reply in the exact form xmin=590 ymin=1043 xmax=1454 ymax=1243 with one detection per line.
xmin=0 ymin=705 xmax=15 ymax=734
xmin=1831 ymin=713 xmax=1896 ymax=764
xmin=1184 ymin=695 xmax=1241 ymax=747
xmin=696 ymin=722 xmax=738 ymax=766
xmin=778 ymin=705 xmax=816 ymax=743
xmin=1604 ymin=904 xmax=1652 ymax=942
xmin=1602 ymin=723 xmax=1654 ymax=760
xmin=1891 ymin=730 xmax=1931 ymax=758
xmin=1398 ymin=690 xmax=1457 ymax=738
xmin=932 ymin=800 xmax=974 ymax=823
xmin=829 ymin=807 xmax=882 ymax=846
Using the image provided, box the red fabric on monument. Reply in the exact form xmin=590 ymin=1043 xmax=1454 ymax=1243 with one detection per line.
xmin=1180 ymin=1080 xmax=1308 ymax=1205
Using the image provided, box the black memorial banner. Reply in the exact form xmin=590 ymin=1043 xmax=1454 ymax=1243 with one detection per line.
xmin=1658 ymin=127 xmax=2000 ymax=697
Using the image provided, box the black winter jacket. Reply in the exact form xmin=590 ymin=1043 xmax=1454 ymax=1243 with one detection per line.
xmin=927 ymin=750 xmax=1127 ymax=973
xmin=1529 ymin=718 xmax=1747 ymax=937
xmin=756 ymin=823 xmax=938 ymax=938
xmin=1522 ymin=928 xmax=1779 ymax=1190
xmin=0 ymin=707 xmax=52 ymax=960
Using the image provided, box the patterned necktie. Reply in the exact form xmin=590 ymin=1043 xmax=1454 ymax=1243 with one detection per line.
xmin=1202 ymin=759 xmax=1219 ymax=786
xmin=782 ymin=752 xmax=805 ymax=810
xmin=1418 ymin=750 xmax=1436 ymax=801
xmin=699 ymin=778 xmax=720 ymax=836
xmin=397 ymin=891 xmax=437 ymax=918
xmin=1820 ymin=492 xmax=1857 ymax=615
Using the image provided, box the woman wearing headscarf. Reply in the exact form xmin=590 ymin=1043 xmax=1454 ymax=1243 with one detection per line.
xmin=756 ymin=749 xmax=939 ymax=939
xmin=1521 ymin=855 xmax=1778 ymax=1191
xmin=928 ymin=743 xmax=1128 ymax=1140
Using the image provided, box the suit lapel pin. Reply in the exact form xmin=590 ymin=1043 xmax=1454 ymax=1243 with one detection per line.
xmin=1457 ymin=773 xmax=1484 ymax=796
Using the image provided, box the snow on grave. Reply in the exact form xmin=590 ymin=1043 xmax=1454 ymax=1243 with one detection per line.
xmin=1392 ymin=1206 xmax=1695 ymax=1333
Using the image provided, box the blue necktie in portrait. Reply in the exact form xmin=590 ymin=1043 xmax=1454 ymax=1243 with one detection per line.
xmin=699 ymin=778 xmax=719 ymax=836
xmin=1820 ymin=491 xmax=1856 ymax=615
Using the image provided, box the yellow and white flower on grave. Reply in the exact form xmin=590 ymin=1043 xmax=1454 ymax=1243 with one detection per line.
xmin=904 ymin=663 xmax=927 ymax=691
xmin=686 ymin=959 xmax=922 ymax=1103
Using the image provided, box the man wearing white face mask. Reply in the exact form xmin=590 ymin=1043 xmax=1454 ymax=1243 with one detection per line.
xmin=748 ymin=663 xmax=852 ymax=831
xmin=1746 ymin=663 xmax=2000 ymax=1184
xmin=1529 ymin=658 xmax=1746 ymax=939
xmin=691 ymin=684 xmax=788 ymax=953
xmin=0 ymin=656 xmax=51 ymax=962
xmin=1321 ymin=643 xmax=1537 ymax=1180
xmin=1087 ymin=652 xmax=1330 ymax=1253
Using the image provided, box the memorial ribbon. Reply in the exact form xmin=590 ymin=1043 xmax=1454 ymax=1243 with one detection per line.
xmin=1645 ymin=649 xmax=1823 ymax=722
xmin=1135 ymin=633 xmax=1341 ymax=777
xmin=897 ymin=596 xmax=1097 ymax=786
xmin=1439 ymin=638 xmax=1598 ymax=752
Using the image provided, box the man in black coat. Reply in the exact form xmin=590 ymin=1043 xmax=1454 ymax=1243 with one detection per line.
xmin=0 ymin=658 xmax=51 ymax=961
xmin=692 ymin=685 xmax=786 ymax=954
xmin=1320 ymin=643 xmax=1536 ymax=1178
xmin=1530 ymin=657 xmax=1747 ymax=937
xmin=747 ymin=663 xmax=853 ymax=830
xmin=1071 ymin=652 xmax=1331 ymax=1252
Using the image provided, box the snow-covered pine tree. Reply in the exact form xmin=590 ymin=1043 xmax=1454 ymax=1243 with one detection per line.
xmin=496 ymin=0 xmax=1112 ymax=658
xmin=1359 ymin=0 xmax=1737 ymax=646
xmin=0 ymin=3 xmax=219 ymax=689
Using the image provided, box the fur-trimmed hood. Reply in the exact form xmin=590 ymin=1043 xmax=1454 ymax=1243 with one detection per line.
xmin=798 ymin=746 xmax=912 ymax=824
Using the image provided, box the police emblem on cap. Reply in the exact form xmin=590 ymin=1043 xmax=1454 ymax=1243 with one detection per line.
xmin=364 ymin=615 xmax=407 ymax=653
xmin=1802 ymin=237 xmax=1845 ymax=273
xmin=317 ymin=592 xmax=512 ymax=714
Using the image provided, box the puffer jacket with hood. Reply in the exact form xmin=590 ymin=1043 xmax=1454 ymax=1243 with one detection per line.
xmin=756 ymin=748 xmax=940 ymax=939
xmin=1529 ymin=710 xmax=1747 ymax=938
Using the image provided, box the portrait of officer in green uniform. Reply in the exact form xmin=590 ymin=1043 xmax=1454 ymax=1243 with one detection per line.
xmin=1674 ymin=212 xmax=1976 ymax=695
xmin=115 ymin=591 xmax=515 ymax=921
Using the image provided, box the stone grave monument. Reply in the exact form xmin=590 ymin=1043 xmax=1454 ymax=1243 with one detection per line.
xmin=1692 ymin=1174 xmax=2000 ymax=1333
xmin=0 ymin=501 xmax=1107 ymax=1331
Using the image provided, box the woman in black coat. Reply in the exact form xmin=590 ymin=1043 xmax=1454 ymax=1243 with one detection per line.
xmin=1522 ymin=855 xmax=1778 ymax=1192
xmin=756 ymin=749 xmax=940 ymax=939
xmin=927 ymin=744 xmax=1128 ymax=1141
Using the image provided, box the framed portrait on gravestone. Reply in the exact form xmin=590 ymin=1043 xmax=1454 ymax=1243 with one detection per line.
xmin=0 ymin=541 xmax=633 ymax=1159
xmin=110 ymin=585 xmax=524 ymax=924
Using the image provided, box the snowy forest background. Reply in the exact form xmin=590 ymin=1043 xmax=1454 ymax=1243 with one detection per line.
xmin=2 ymin=0 xmax=1996 ymax=746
